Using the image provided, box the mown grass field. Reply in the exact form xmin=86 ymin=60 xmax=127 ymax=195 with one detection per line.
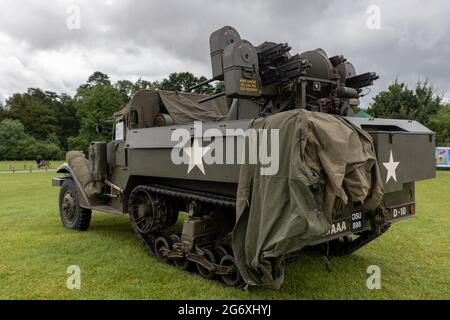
xmin=0 ymin=171 xmax=449 ymax=300
xmin=0 ymin=160 xmax=63 ymax=171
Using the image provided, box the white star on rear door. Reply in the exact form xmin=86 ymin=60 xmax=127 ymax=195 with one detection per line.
xmin=383 ymin=150 xmax=400 ymax=183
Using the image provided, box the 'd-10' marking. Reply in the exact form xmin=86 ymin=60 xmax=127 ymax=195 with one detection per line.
xmin=392 ymin=207 xmax=407 ymax=219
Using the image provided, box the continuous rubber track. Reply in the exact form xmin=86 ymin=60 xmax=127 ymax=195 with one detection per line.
xmin=146 ymin=184 xmax=236 ymax=208
xmin=129 ymin=184 xmax=243 ymax=287
xmin=129 ymin=184 xmax=390 ymax=286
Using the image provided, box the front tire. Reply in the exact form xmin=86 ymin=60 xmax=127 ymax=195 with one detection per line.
xmin=59 ymin=179 xmax=92 ymax=230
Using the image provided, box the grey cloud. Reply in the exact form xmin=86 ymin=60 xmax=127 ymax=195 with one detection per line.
xmin=0 ymin=0 xmax=449 ymax=105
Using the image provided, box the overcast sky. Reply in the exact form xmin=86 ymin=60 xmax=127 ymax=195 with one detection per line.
xmin=0 ymin=0 xmax=449 ymax=106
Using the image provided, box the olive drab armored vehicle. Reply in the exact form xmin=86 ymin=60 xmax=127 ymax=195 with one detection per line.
xmin=53 ymin=26 xmax=435 ymax=288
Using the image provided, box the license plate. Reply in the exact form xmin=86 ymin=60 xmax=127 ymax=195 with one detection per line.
xmin=389 ymin=206 xmax=410 ymax=220
xmin=351 ymin=210 xmax=363 ymax=232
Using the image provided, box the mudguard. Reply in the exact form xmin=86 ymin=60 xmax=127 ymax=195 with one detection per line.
xmin=53 ymin=163 xmax=92 ymax=209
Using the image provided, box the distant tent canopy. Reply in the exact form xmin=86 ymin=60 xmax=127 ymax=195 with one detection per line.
xmin=354 ymin=110 xmax=372 ymax=118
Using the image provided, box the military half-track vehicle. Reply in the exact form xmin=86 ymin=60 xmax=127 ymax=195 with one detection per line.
xmin=53 ymin=26 xmax=435 ymax=288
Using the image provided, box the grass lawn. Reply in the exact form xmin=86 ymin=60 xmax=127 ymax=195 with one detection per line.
xmin=0 ymin=171 xmax=449 ymax=300
xmin=0 ymin=160 xmax=64 ymax=172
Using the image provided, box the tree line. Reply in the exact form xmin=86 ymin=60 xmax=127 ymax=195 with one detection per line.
xmin=0 ymin=72 xmax=448 ymax=160
xmin=367 ymin=80 xmax=450 ymax=146
xmin=0 ymin=71 xmax=223 ymax=160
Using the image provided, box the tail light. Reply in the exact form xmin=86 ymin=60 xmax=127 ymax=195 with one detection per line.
xmin=408 ymin=203 xmax=415 ymax=215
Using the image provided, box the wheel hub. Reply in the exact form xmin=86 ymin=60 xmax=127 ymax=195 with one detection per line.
xmin=62 ymin=191 xmax=76 ymax=222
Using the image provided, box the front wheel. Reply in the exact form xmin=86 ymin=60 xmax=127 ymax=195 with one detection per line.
xmin=59 ymin=179 xmax=92 ymax=230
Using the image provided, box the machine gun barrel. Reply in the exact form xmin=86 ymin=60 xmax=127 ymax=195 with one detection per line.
xmin=197 ymin=91 xmax=226 ymax=104
xmin=187 ymin=78 xmax=216 ymax=92
xmin=346 ymin=72 xmax=379 ymax=89
xmin=260 ymin=55 xmax=310 ymax=85
xmin=258 ymin=43 xmax=291 ymax=67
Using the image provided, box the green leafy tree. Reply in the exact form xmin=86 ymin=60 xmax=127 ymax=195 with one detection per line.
xmin=158 ymin=72 xmax=215 ymax=94
xmin=114 ymin=73 xmax=222 ymax=103
xmin=0 ymin=119 xmax=28 ymax=159
xmin=57 ymin=94 xmax=80 ymax=149
xmin=21 ymin=138 xmax=63 ymax=160
xmin=5 ymin=88 xmax=60 ymax=140
xmin=213 ymin=81 xmax=225 ymax=94
xmin=428 ymin=105 xmax=450 ymax=146
xmin=0 ymin=102 xmax=8 ymax=122
xmin=368 ymin=80 xmax=443 ymax=126
xmin=69 ymin=73 xmax=124 ymax=151
xmin=134 ymin=78 xmax=158 ymax=91
xmin=3 ymin=89 xmax=79 ymax=149
xmin=115 ymin=79 xmax=136 ymax=103
xmin=115 ymin=78 xmax=163 ymax=103
xmin=79 ymin=71 xmax=111 ymax=89
xmin=0 ymin=119 xmax=62 ymax=160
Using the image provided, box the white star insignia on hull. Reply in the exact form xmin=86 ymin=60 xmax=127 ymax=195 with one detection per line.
xmin=183 ymin=138 xmax=210 ymax=175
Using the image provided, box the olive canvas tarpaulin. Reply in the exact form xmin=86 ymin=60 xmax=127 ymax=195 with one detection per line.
xmin=113 ymin=90 xmax=229 ymax=127
xmin=159 ymin=91 xmax=229 ymax=124
xmin=232 ymin=109 xmax=384 ymax=288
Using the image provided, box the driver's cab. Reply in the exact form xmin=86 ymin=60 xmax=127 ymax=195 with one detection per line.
xmin=110 ymin=118 xmax=126 ymax=167
xmin=107 ymin=89 xmax=164 ymax=171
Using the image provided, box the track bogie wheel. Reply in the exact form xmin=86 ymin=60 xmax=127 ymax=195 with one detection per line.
xmin=214 ymin=245 xmax=230 ymax=259
xmin=154 ymin=236 xmax=172 ymax=262
xmin=169 ymin=234 xmax=191 ymax=270
xmin=197 ymin=248 xmax=217 ymax=280
xmin=220 ymin=255 xmax=243 ymax=287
